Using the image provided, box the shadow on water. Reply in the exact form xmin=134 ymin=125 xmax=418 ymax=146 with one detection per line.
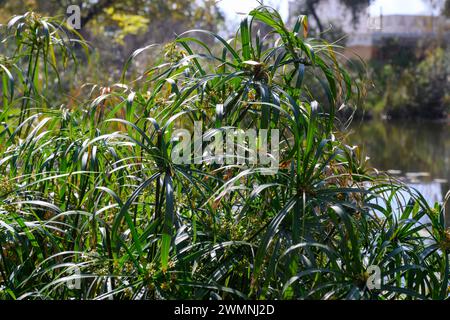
xmin=347 ymin=119 xmax=450 ymax=224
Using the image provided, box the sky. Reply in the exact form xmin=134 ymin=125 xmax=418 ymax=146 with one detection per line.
xmin=217 ymin=0 xmax=441 ymax=26
xmin=368 ymin=0 xmax=440 ymax=15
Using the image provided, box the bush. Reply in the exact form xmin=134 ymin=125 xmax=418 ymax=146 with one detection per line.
xmin=385 ymin=47 xmax=450 ymax=119
xmin=0 ymin=7 xmax=449 ymax=300
xmin=365 ymin=38 xmax=450 ymax=119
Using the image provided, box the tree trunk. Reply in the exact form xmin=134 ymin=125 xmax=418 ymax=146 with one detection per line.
xmin=306 ymin=0 xmax=324 ymax=35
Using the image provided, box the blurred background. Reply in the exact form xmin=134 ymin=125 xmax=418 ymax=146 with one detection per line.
xmin=0 ymin=0 xmax=449 ymax=210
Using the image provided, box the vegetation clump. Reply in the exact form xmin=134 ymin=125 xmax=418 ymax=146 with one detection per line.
xmin=0 ymin=7 xmax=448 ymax=300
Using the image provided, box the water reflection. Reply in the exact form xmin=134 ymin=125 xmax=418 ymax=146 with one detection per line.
xmin=347 ymin=120 xmax=449 ymax=224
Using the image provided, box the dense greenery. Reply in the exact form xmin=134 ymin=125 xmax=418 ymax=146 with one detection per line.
xmin=0 ymin=0 xmax=224 ymax=75
xmin=289 ymin=1 xmax=450 ymax=120
xmin=0 ymin=7 xmax=449 ymax=300
xmin=366 ymin=39 xmax=450 ymax=119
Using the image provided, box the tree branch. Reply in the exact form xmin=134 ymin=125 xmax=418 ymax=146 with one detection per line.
xmin=80 ymin=0 xmax=114 ymax=27
xmin=306 ymin=0 xmax=324 ymax=34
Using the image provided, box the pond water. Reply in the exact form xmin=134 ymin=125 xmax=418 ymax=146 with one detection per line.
xmin=347 ymin=119 xmax=449 ymax=223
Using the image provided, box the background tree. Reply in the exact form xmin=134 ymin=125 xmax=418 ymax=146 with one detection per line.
xmin=443 ymin=0 xmax=450 ymax=16
xmin=290 ymin=0 xmax=373 ymax=35
xmin=0 ymin=0 xmax=224 ymax=58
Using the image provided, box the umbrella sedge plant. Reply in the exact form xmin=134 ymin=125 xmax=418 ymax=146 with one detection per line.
xmin=0 ymin=6 xmax=448 ymax=300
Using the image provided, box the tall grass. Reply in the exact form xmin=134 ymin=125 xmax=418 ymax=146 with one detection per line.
xmin=0 ymin=7 xmax=449 ymax=300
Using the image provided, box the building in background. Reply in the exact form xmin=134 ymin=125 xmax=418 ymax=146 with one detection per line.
xmin=289 ymin=0 xmax=450 ymax=60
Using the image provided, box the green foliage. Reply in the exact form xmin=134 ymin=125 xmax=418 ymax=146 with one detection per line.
xmin=374 ymin=47 xmax=450 ymax=119
xmin=0 ymin=7 xmax=449 ymax=300
xmin=102 ymin=7 xmax=150 ymax=45
xmin=363 ymin=35 xmax=450 ymax=119
xmin=0 ymin=11 xmax=86 ymax=137
xmin=0 ymin=0 xmax=224 ymax=77
xmin=443 ymin=0 xmax=450 ymax=17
